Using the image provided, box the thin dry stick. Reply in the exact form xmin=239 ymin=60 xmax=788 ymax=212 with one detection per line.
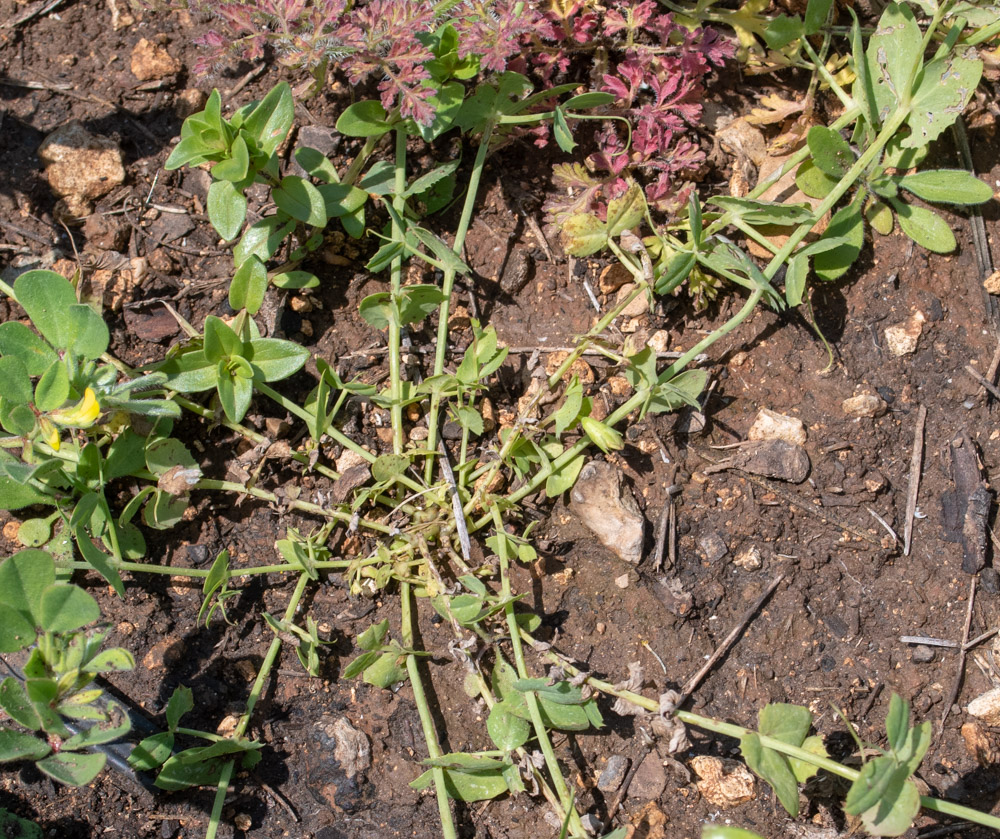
xmin=903 ymin=405 xmax=927 ymax=556
xmin=964 ymin=364 xmax=1000 ymax=402
xmin=985 ymin=339 xmax=1000 ymax=401
xmin=941 ymin=576 xmax=977 ymax=731
xmin=649 ymin=472 xmax=679 ymax=572
xmin=677 ymin=571 xmax=785 ymax=706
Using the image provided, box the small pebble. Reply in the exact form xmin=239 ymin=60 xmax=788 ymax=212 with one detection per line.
xmin=615 ymin=573 xmax=630 ymax=589
xmin=980 ymin=567 xmax=1000 ymax=596
xmin=912 ymin=645 xmax=936 ymax=664
xmin=597 ymin=755 xmax=630 ymax=792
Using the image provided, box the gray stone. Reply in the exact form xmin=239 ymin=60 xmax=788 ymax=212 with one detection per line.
xmin=569 ymin=461 xmax=645 ymax=564
xmin=597 ymin=754 xmax=629 ymax=792
xmin=628 ymin=752 xmax=666 ymax=801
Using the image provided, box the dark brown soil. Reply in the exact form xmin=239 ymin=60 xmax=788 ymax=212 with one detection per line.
xmin=3 ymin=2 xmax=1000 ymax=838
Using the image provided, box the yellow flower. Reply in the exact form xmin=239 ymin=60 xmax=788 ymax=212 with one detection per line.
xmin=39 ymin=417 xmax=61 ymax=451
xmin=50 ymin=388 xmax=101 ymax=429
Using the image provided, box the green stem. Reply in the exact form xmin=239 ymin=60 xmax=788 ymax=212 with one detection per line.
xmin=493 ymin=506 xmax=584 ymax=836
xmin=388 ymin=127 xmax=408 ymax=456
xmin=530 ymin=641 xmax=1000 ymax=832
xmin=424 ymin=118 xmax=496 ymax=484
xmin=205 ymin=572 xmax=311 ymax=839
xmin=401 ymin=580 xmax=457 ymax=839
xmin=341 ymin=136 xmax=378 ymax=187
xmin=195 ymin=479 xmax=392 ymax=533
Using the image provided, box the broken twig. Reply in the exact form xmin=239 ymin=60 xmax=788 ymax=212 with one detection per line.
xmin=940 ymin=576 xmax=976 ymax=731
xmin=677 ymin=571 xmax=785 ymax=706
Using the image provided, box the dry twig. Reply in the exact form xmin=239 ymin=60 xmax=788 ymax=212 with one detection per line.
xmin=903 ymin=405 xmax=927 ymax=556
xmin=940 ymin=576 xmax=976 ymax=731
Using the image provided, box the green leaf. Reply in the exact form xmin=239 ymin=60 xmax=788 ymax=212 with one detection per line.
xmin=813 ymin=202 xmax=865 ymax=280
xmin=785 ymin=253 xmax=808 ymax=307
xmin=66 ymin=304 xmax=110 ymax=359
xmin=763 ymin=14 xmax=804 ymax=49
xmin=211 ymin=134 xmax=250 ymax=182
xmin=242 ymin=82 xmax=294 ymax=155
xmin=545 ymin=452 xmax=585 ymax=497
xmin=709 ymin=196 xmax=816 ymax=225
xmin=403 ymin=160 xmax=460 ymax=199
xmin=128 ymin=731 xmax=175 ymax=771
xmin=203 ymin=316 xmax=243 ymax=364
xmin=553 ymin=106 xmax=576 ymax=153
xmin=74 ymin=526 xmax=125 ymax=597
xmin=145 ymin=437 xmax=198 ymax=476
xmin=0 ymin=357 xmax=32 ymax=406
xmin=891 ymin=199 xmax=956 ymax=253
xmin=37 ymin=751 xmax=106 ymax=785
xmin=758 ymin=703 xmax=812 ymax=746
xmin=166 ymin=685 xmax=194 ymax=731
xmin=702 ymin=828 xmax=767 ymax=839
xmin=271 ymin=270 xmax=320 ymax=290
xmin=85 ymin=647 xmax=135 ymax=673
xmin=866 ymin=199 xmax=894 ymax=235
xmin=153 ymin=752 xmax=225 ymax=790
xmin=247 ymin=338 xmax=310 ymax=382
xmin=363 ymin=651 xmax=408 ymax=689
xmin=229 ymin=254 xmax=268 ymax=315
xmin=217 ymin=368 xmax=253 ymax=423
xmin=294 ymin=146 xmax=339 ymax=183
xmin=804 ymin=0 xmax=834 ymax=34
xmin=898 ymin=169 xmax=993 ymax=204
xmin=559 ymin=213 xmax=607 ymax=257
xmin=0 ymin=730 xmax=50 ymax=762
xmin=13 ymin=270 xmax=79 ymax=350
xmin=606 ymin=184 xmax=645 ymax=237
xmin=359 ymin=292 xmax=395 ymax=330
xmin=563 ymin=92 xmax=615 ymax=109
xmin=0 ymin=606 xmax=37 ymax=653
xmin=336 ymin=101 xmax=393 ymax=137
xmin=405 ymin=225 xmax=471 ymax=277
xmin=794 ymin=160 xmax=838 ymax=200
xmin=274 ymin=176 xmax=328 ymax=227
xmin=0 ymin=549 xmax=55 ymax=625
xmin=372 ymin=454 xmax=410 ymax=484
xmin=866 ymin=3 xmax=923 ymax=123
xmin=397 ymin=284 xmax=446 ymax=326
xmin=61 ymin=702 xmax=131 ymax=749
xmin=357 ymin=619 xmax=390 ymax=651
xmin=39 ymin=584 xmax=100 ymax=633
xmin=34 ymin=361 xmax=70 ymax=412
xmin=207 ymin=179 xmax=247 ymax=241
xmin=235 ymin=215 xmax=296 ymax=266
xmin=359 ymin=160 xmax=396 ymax=196
xmin=0 ymin=322 xmax=57 ymax=375
xmin=487 ymin=700 xmax=531 ymax=751
xmin=807 ymin=125 xmax=855 ymax=178
xmin=885 ymin=693 xmax=909 ymax=753
xmin=158 ymin=350 xmax=218 ymax=393
xmin=343 ymin=651 xmax=380 ymax=679
xmin=860 ymin=776 xmax=921 ymax=836
xmin=788 ymin=734 xmax=827 ymax=783
xmin=741 ymin=732 xmax=801 ymax=817
xmin=904 ymin=49 xmax=982 ymax=148
xmin=0 ymin=677 xmax=42 ymax=730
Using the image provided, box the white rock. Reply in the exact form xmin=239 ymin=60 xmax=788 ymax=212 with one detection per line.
xmin=884 ymin=311 xmax=925 ymax=356
xmin=614 ymin=573 xmax=630 ymax=589
xmin=615 ymin=283 xmax=650 ymax=318
xmin=842 ymin=393 xmax=888 ymax=419
xmin=38 ymin=123 xmax=125 ymax=220
xmin=569 ymin=461 xmax=645 ymax=564
xmin=733 ymin=545 xmax=763 ymax=571
xmin=968 ymin=687 xmax=1000 ymax=726
xmin=747 ymin=408 xmax=806 ymax=446
xmin=336 ymin=448 xmax=369 ymax=473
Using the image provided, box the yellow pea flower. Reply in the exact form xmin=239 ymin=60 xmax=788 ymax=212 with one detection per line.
xmin=50 ymin=388 xmax=101 ymax=429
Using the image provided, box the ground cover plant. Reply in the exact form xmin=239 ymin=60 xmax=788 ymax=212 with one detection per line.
xmin=2 ymin=0 xmax=1000 ymax=836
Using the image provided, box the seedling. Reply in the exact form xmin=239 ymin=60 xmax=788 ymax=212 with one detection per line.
xmin=0 ymin=550 xmax=134 ymax=786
